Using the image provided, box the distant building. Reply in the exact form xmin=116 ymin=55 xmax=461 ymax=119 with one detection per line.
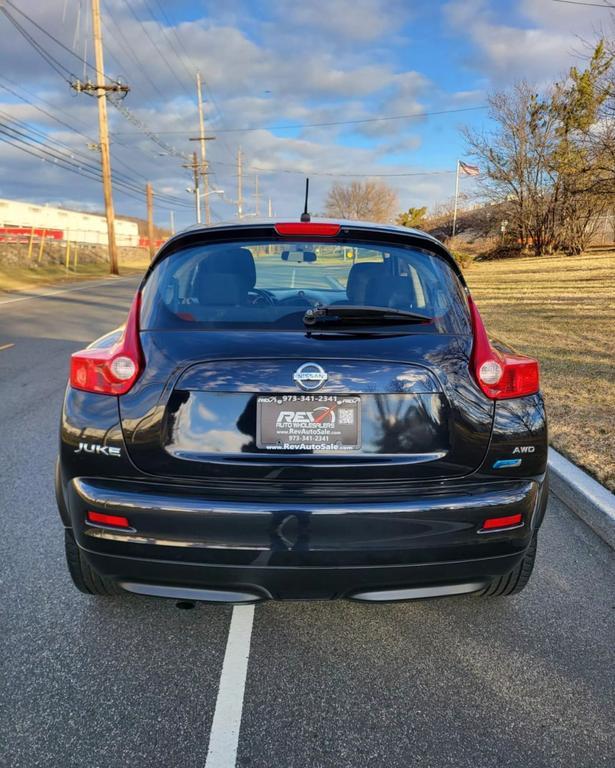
xmin=0 ymin=198 xmax=139 ymax=246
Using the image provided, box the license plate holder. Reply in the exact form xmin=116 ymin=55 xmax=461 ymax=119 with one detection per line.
xmin=256 ymin=395 xmax=361 ymax=452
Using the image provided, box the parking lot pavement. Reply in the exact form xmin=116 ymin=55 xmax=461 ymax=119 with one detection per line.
xmin=238 ymin=497 xmax=615 ymax=768
xmin=1 ymin=278 xmax=614 ymax=768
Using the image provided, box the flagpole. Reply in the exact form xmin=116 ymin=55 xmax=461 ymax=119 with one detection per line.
xmin=452 ymin=159 xmax=460 ymax=237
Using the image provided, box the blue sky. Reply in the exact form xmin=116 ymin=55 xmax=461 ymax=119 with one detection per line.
xmin=0 ymin=0 xmax=612 ymax=228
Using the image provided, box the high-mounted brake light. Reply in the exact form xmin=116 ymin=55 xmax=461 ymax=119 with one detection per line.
xmin=481 ymin=513 xmax=523 ymax=531
xmin=468 ymin=295 xmax=539 ymax=400
xmin=86 ymin=510 xmax=131 ymax=529
xmin=70 ymin=291 xmax=143 ymax=395
xmin=274 ymin=222 xmax=340 ymax=237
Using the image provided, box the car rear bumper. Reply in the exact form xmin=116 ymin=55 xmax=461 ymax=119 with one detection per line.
xmin=62 ymin=475 xmax=547 ymax=601
xmin=82 ymin=547 xmax=526 ymax=602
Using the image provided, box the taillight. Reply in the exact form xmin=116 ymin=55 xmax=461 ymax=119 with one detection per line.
xmin=480 ymin=513 xmax=523 ymax=531
xmin=70 ymin=292 xmax=143 ymax=395
xmin=468 ymin=296 xmax=539 ymax=400
xmin=86 ymin=510 xmax=131 ymax=528
xmin=274 ymin=222 xmax=341 ymax=236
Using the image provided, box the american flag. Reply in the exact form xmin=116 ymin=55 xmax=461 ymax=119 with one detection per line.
xmin=459 ymin=161 xmax=480 ymax=176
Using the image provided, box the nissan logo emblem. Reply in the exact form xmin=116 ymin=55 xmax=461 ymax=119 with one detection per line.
xmin=293 ymin=362 xmax=328 ymax=391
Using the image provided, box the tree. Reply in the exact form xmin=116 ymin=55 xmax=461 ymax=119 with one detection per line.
xmin=324 ymin=180 xmax=398 ymax=223
xmin=462 ymin=42 xmax=614 ymax=256
xmin=396 ymin=206 xmax=427 ymax=229
xmin=550 ymin=41 xmax=614 ymax=253
xmin=462 ymin=82 xmax=561 ymax=255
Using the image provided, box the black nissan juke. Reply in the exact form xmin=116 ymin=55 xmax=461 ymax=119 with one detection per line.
xmin=56 ymin=219 xmax=548 ymax=603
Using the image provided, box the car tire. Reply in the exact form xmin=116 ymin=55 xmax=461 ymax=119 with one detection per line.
xmin=477 ymin=535 xmax=537 ymax=597
xmin=64 ymin=529 xmax=124 ymax=596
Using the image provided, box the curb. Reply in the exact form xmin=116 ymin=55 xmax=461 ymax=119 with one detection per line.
xmin=548 ymin=448 xmax=615 ymax=550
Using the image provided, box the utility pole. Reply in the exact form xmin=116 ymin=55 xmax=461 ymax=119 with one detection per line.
xmin=196 ymin=73 xmax=209 ymax=225
xmin=182 ymin=152 xmax=200 ymax=223
xmin=70 ymin=0 xmax=129 ymax=275
xmin=237 ymin=147 xmax=243 ymax=219
xmin=169 ymin=211 xmax=175 ymax=235
xmin=146 ymin=182 xmax=155 ymax=261
xmin=255 ymin=174 xmax=260 ymax=217
xmin=268 ymin=197 xmax=272 ymax=218
xmin=187 ymin=73 xmax=216 ymax=225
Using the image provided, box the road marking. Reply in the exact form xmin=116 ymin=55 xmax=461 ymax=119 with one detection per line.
xmin=0 ymin=276 xmax=132 ymax=306
xmin=205 ymin=605 xmax=255 ymax=768
xmin=0 ymin=343 xmax=14 ymax=352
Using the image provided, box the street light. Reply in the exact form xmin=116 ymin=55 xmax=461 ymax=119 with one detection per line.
xmin=185 ymin=188 xmax=225 ymax=223
xmin=185 ymin=188 xmax=224 ymax=198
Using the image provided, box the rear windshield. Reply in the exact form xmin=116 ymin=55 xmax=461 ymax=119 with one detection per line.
xmin=140 ymin=239 xmax=470 ymax=334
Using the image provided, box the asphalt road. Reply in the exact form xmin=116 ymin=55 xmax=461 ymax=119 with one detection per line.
xmin=0 ymin=277 xmax=614 ymax=768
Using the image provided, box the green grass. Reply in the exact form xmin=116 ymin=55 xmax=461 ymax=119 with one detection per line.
xmin=465 ymin=250 xmax=615 ymax=491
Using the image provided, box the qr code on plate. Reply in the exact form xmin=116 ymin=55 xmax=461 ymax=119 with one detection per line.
xmin=338 ymin=408 xmax=355 ymax=425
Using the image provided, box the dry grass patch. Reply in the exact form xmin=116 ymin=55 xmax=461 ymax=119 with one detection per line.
xmin=0 ymin=254 xmax=149 ymax=296
xmin=465 ymin=251 xmax=615 ymax=491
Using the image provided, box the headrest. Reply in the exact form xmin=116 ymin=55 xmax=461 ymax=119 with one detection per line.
xmin=346 ymin=262 xmax=383 ymax=304
xmin=197 ymin=247 xmax=256 ymax=288
xmin=365 ymin=274 xmax=417 ymax=309
xmin=199 ymin=273 xmax=243 ymax=306
xmin=193 ymin=246 xmax=256 ymax=302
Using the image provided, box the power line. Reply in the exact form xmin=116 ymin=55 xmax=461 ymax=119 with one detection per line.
xmin=0 ymin=3 xmax=191 ymax=179
xmin=551 ymin=0 xmax=614 ymax=7
xmin=110 ymin=104 xmax=489 ymax=136
xmin=0 ymin=4 xmax=191 ymax=218
xmin=100 ymin=0 xmax=169 ymax=102
xmin=0 ymin=7 xmax=76 ymax=83
xmin=0 ymin=76 xmax=164 ymax=185
xmin=0 ymin=127 xmax=191 ymax=211
xmin=0 ymin=78 xmax=97 ymax=144
xmin=144 ymin=0 xmax=196 ymax=87
xmin=206 ymin=158 xmax=456 ymax=178
xmin=0 ymin=119 xmax=191 ymax=207
xmin=1 ymin=0 xmax=114 ymax=84
xmin=121 ymin=0 xmax=193 ymax=99
xmin=134 ymin=2 xmax=241 ymax=179
xmin=107 ymin=94 xmax=188 ymax=160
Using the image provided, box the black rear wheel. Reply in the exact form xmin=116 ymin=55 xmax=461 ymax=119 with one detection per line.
xmin=476 ymin=535 xmax=537 ymax=597
xmin=64 ymin=529 xmax=123 ymax=596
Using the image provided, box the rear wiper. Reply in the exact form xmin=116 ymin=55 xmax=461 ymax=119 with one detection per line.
xmin=303 ymin=304 xmax=432 ymax=327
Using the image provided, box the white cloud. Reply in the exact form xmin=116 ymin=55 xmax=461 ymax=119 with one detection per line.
xmin=0 ymin=0 xmax=480 ymax=226
xmin=6 ymin=0 xmax=584 ymax=223
xmin=283 ymin=0 xmax=410 ymax=41
xmin=442 ymin=0 xmax=609 ymax=86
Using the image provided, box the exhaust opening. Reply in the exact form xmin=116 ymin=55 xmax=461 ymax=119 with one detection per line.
xmin=175 ymin=600 xmax=196 ymax=610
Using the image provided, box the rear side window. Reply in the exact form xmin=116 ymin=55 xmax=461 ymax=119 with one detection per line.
xmin=140 ymin=239 xmax=470 ymax=334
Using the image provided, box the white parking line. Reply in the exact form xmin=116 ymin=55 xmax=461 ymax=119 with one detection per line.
xmin=0 ymin=277 xmax=132 ymax=306
xmin=205 ymin=605 xmax=255 ymax=768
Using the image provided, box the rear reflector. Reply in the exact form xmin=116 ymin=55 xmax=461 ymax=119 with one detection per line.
xmin=468 ymin=295 xmax=539 ymax=399
xmin=274 ymin=222 xmax=341 ymax=236
xmin=70 ymin=291 xmax=143 ymax=395
xmin=86 ymin=510 xmax=131 ymax=529
xmin=481 ymin=513 xmax=523 ymax=531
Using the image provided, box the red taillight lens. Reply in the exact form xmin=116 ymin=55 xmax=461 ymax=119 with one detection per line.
xmin=274 ymin=222 xmax=341 ymax=236
xmin=70 ymin=292 xmax=143 ymax=395
xmin=468 ymin=296 xmax=539 ymax=400
xmin=481 ymin=513 xmax=523 ymax=531
xmin=86 ymin=510 xmax=131 ymax=528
